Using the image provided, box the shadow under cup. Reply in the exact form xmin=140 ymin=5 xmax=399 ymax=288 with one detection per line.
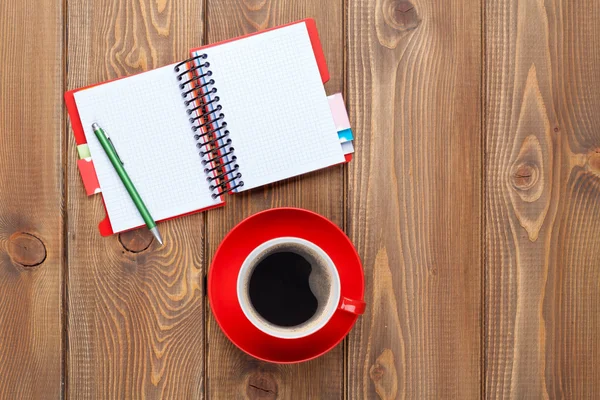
xmin=237 ymin=237 xmax=341 ymax=339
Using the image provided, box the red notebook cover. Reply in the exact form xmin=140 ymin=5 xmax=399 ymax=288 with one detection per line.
xmin=65 ymin=18 xmax=347 ymax=236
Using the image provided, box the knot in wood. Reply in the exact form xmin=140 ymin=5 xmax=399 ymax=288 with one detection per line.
xmin=7 ymin=232 xmax=46 ymax=267
xmin=246 ymin=372 xmax=278 ymax=400
xmin=390 ymin=0 xmax=420 ymax=31
xmin=589 ymin=149 xmax=600 ymax=174
xmin=511 ymin=162 xmax=539 ymax=191
xmin=370 ymin=364 xmax=385 ymax=381
xmin=369 ymin=349 xmax=398 ymax=399
xmin=118 ymin=229 xmax=154 ymax=253
xmin=376 ymin=0 xmax=420 ymax=48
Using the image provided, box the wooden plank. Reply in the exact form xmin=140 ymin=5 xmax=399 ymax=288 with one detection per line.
xmin=346 ymin=0 xmax=482 ymax=398
xmin=485 ymin=0 xmax=600 ymax=397
xmin=204 ymin=2 xmax=345 ymax=399
xmin=0 ymin=0 xmax=64 ymax=398
xmin=66 ymin=1 xmax=207 ymax=397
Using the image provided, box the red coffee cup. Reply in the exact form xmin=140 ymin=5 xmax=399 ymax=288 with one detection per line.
xmin=209 ymin=208 xmax=365 ymax=363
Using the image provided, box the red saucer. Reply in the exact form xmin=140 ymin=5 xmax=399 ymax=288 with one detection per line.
xmin=208 ymin=207 xmax=365 ymax=363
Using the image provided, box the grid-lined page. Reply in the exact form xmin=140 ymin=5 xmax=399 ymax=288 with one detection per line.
xmin=193 ymin=22 xmax=345 ymax=191
xmin=74 ymin=64 xmax=222 ymax=233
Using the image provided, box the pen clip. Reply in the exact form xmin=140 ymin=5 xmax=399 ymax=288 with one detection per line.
xmin=104 ymin=131 xmax=124 ymax=165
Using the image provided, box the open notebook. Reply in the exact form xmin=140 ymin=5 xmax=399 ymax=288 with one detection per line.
xmin=65 ymin=19 xmax=354 ymax=235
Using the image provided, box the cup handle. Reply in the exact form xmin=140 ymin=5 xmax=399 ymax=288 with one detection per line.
xmin=338 ymin=296 xmax=366 ymax=315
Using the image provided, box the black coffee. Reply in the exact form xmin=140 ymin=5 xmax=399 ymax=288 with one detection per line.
xmin=248 ymin=251 xmax=318 ymax=327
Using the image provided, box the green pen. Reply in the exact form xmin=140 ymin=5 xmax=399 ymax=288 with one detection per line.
xmin=92 ymin=123 xmax=163 ymax=245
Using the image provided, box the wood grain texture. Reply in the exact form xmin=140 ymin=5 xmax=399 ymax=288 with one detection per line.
xmin=2 ymin=0 xmax=600 ymax=396
xmin=0 ymin=0 xmax=64 ymax=398
xmin=346 ymin=0 xmax=482 ymax=398
xmin=66 ymin=0 xmax=207 ymax=398
xmin=204 ymin=0 xmax=344 ymax=399
xmin=485 ymin=0 xmax=600 ymax=397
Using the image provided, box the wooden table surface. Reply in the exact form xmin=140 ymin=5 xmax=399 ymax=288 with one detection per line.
xmin=1 ymin=0 xmax=599 ymax=398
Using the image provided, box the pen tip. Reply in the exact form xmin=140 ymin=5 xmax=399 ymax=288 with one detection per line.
xmin=150 ymin=227 xmax=163 ymax=246
xmin=92 ymin=122 xmax=100 ymax=131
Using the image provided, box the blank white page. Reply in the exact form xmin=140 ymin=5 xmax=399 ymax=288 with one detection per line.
xmin=74 ymin=64 xmax=222 ymax=233
xmin=193 ymin=22 xmax=345 ymax=191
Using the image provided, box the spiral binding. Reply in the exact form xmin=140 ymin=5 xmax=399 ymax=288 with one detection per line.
xmin=175 ymin=54 xmax=244 ymax=198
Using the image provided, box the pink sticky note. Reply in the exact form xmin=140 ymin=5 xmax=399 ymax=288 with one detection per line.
xmin=328 ymin=93 xmax=351 ymax=131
